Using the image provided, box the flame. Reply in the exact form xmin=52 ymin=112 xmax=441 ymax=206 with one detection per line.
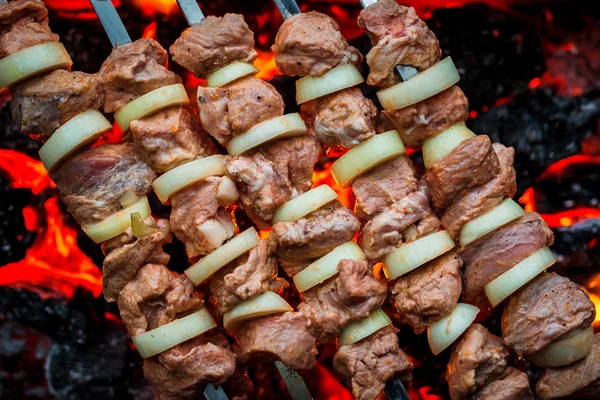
xmin=142 ymin=21 xmax=157 ymax=40
xmin=0 ymin=149 xmax=54 ymax=194
xmin=585 ymin=273 xmax=600 ymax=331
xmin=313 ymin=161 xmax=354 ymax=210
xmin=129 ymin=0 xmax=177 ymax=17
xmin=255 ymin=50 xmax=281 ymax=81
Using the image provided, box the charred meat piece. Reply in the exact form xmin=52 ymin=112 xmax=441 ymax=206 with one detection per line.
xmin=360 ymin=182 xmax=440 ymax=261
xmin=334 ymin=325 xmax=413 ymax=400
xmin=209 ymin=239 xmax=289 ymax=315
xmin=102 ymin=217 xmax=172 ymax=302
xmin=390 ymin=251 xmax=462 ymax=334
xmin=50 ymin=143 xmax=155 ymax=226
xmin=0 ymin=0 xmax=58 ymax=58
xmin=225 ymin=136 xmax=321 ymax=229
xmin=197 ymin=77 xmax=284 ymax=146
xmin=130 ymin=107 xmax=217 ymax=173
xmin=235 ymin=311 xmax=317 ymax=370
xmin=99 ymin=38 xmax=180 ymax=113
xmin=270 ymin=201 xmax=360 ymax=264
xmin=170 ymin=14 xmax=257 ymax=78
xmin=11 ymin=70 xmax=104 ymax=138
xmin=536 ymin=334 xmax=600 ymax=399
xmin=170 ymin=176 xmax=238 ymax=258
xmin=383 ymin=86 xmax=468 ymax=148
xmin=425 ymin=135 xmax=499 ymax=211
xmin=272 ymin=11 xmax=361 ymax=77
xmin=298 ymin=259 xmax=387 ymax=342
xmin=353 ymin=155 xmax=418 ymax=221
xmin=358 ymin=0 xmax=441 ymax=87
xmin=502 ymin=272 xmax=596 ymax=356
xmin=442 ymin=143 xmax=516 ymax=240
xmin=461 ymin=212 xmax=553 ymax=308
xmin=300 ymin=88 xmax=377 ymax=148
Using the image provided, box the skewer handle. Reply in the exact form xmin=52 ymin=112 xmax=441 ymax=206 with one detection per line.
xmin=175 ymin=0 xmax=205 ymax=26
xmin=273 ymin=0 xmax=301 ymax=20
xmin=274 ymin=361 xmax=313 ymax=400
xmin=385 ymin=376 xmax=411 ymax=400
xmin=89 ymin=0 xmax=131 ymax=47
xmin=203 ymin=383 xmax=229 ymax=400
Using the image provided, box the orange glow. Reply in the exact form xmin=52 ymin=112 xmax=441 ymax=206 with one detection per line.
xmin=22 ymin=205 xmax=39 ymax=231
xmin=93 ymin=124 xmax=124 ymax=146
xmin=313 ymin=161 xmax=355 ymax=210
xmin=537 ymin=154 xmax=600 ymax=181
xmin=255 ymin=50 xmax=281 ymax=81
xmin=142 ymin=21 xmax=157 ymax=40
xmin=585 ymin=274 xmax=600 ymax=331
xmin=130 ymin=0 xmax=177 ymax=17
xmin=529 ymin=77 xmax=541 ymax=89
xmin=0 ymin=149 xmax=54 ymax=194
xmin=259 ymin=228 xmax=272 ymax=239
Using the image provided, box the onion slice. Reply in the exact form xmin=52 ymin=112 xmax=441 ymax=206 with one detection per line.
xmin=39 ymin=110 xmax=112 ymax=171
xmin=484 ymin=247 xmax=555 ymax=307
xmin=422 ymin=122 xmax=476 ymax=169
xmin=132 ymin=308 xmax=216 ymax=358
xmin=331 ymin=130 xmax=406 ymax=186
xmin=296 ymin=64 xmax=364 ymax=104
xmin=207 ymin=61 xmax=259 ymax=88
xmin=460 ymin=198 xmax=524 ymax=247
xmin=152 ymin=155 xmax=226 ymax=204
xmin=273 ymin=185 xmax=338 ymax=224
xmin=427 ymin=303 xmax=479 ymax=356
xmin=377 ymin=57 xmax=460 ymax=112
xmin=115 ymin=84 xmax=189 ymax=132
xmin=0 ymin=42 xmax=72 ymax=89
xmin=384 ymin=231 xmax=455 ymax=280
xmin=226 ymin=113 xmax=307 ymax=156
xmin=185 ymin=227 xmax=260 ymax=285
xmin=338 ymin=308 xmax=391 ymax=347
xmin=529 ymin=326 xmax=595 ymax=368
xmin=294 ymin=241 xmax=365 ymax=293
xmin=223 ymin=291 xmax=293 ymax=332
xmin=82 ymin=196 xmax=151 ymax=243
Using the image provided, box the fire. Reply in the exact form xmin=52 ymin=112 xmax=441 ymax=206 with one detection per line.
xmin=129 ymin=0 xmax=177 ymax=17
xmin=255 ymin=50 xmax=281 ymax=81
xmin=313 ymin=161 xmax=355 ymax=210
xmin=585 ymin=273 xmax=600 ymax=331
xmin=0 ymin=149 xmax=54 ymax=194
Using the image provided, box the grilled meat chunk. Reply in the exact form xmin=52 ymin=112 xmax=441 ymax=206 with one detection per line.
xmin=99 ymin=38 xmax=180 ymax=113
xmin=170 ymin=13 xmax=257 ymax=78
xmin=170 ymin=176 xmax=238 ymax=258
xmin=360 ymin=182 xmax=440 ymax=261
xmin=298 ymin=259 xmax=387 ymax=342
xmin=197 ymin=77 xmax=284 ymax=146
xmin=50 ymin=143 xmax=155 ymax=226
xmin=390 ymin=251 xmax=462 ymax=334
xmin=270 ymin=201 xmax=360 ymax=263
xmin=473 ymin=367 xmax=533 ymax=400
xmin=334 ymin=325 xmax=413 ymax=400
xmin=461 ymin=212 xmax=553 ymax=308
xmin=209 ymin=239 xmax=289 ymax=314
xmin=0 ymin=0 xmax=58 ymax=58
xmin=425 ymin=135 xmax=499 ymax=211
xmin=11 ymin=70 xmax=104 ymax=138
xmin=272 ymin=11 xmax=361 ymax=77
xmin=353 ymin=155 xmax=418 ymax=221
xmin=300 ymin=88 xmax=377 ymax=148
xmin=358 ymin=0 xmax=441 ymax=87
xmin=502 ymin=272 xmax=596 ymax=356
xmin=102 ymin=217 xmax=172 ymax=302
xmin=536 ymin=334 xmax=600 ymax=399
xmin=130 ymin=107 xmax=217 ymax=173
xmin=442 ymin=144 xmax=516 ymax=240
xmin=384 ymin=86 xmax=469 ymax=148
xmin=235 ymin=312 xmax=317 ymax=370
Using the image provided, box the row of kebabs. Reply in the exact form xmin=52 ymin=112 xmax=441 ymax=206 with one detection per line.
xmin=1 ymin=0 xmax=599 ymax=399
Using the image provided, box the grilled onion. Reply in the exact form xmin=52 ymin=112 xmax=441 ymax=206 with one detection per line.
xmin=0 ymin=42 xmax=72 ymax=89
xmin=223 ymin=291 xmax=293 ymax=332
xmin=377 ymin=57 xmax=460 ymax=112
xmin=296 ymin=64 xmax=364 ymax=104
xmin=185 ymin=227 xmax=260 ymax=285
xmin=422 ymin=122 xmax=476 ymax=169
xmin=384 ymin=230 xmax=455 ymax=280
xmin=338 ymin=308 xmax=392 ymax=346
xmin=207 ymin=61 xmax=259 ymax=87
xmin=226 ymin=113 xmax=307 ymax=156
xmin=294 ymin=241 xmax=365 ymax=293
xmin=152 ymin=155 xmax=226 ymax=204
xmin=529 ymin=326 xmax=595 ymax=368
xmin=39 ymin=110 xmax=112 ymax=171
xmin=115 ymin=84 xmax=189 ymax=132
xmin=484 ymin=247 xmax=555 ymax=307
xmin=460 ymin=198 xmax=524 ymax=247
xmin=132 ymin=309 xmax=216 ymax=358
xmin=331 ymin=130 xmax=406 ymax=186
xmin=428 ymin=303 xmax=479 ymax=356
xmin=82 ymin=196 xmax=151 ymax=243
xmin=273 ymin=185 xmax=338 ymax=224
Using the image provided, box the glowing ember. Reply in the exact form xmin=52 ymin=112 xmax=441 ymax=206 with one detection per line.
xmin=313 ymin=161 xmax=355 ymax=210
xmin=255 ymin=50 xmax=281 ymax=81
xmin=129 ymin=0 xmax=177 ymax=17
xmin=142 ymin=21 xmax=157 ymax=40
xmin=585 ymin=273 xmax=600 ymax=331
xmin=0 ymin=149 xmax=54 ymax=194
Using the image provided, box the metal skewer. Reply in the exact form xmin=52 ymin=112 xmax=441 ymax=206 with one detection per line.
xmin=0 ymin=1 xmax=7 ymax=6
xmin=175 ymin=0 xmax=205 ymax=26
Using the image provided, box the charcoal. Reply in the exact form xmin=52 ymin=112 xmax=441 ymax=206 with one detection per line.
xmin=0 ymin=174 xmax=34 ymax=263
